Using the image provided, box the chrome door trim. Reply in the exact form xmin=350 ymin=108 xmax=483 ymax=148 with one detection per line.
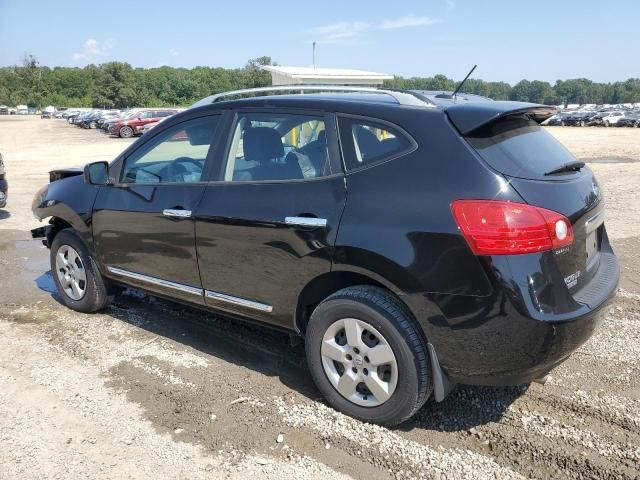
xmin=163 ymin=209 xmax=192 ymax=218
xmin=205 ymin=290 xmax=273 ymax=313
xmin=106 ymin=266 xmax=203 ymax=296
xmin=284 ymin=216 xmax=327 ymax=228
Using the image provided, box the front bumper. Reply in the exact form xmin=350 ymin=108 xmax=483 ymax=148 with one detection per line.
xmin=0 ymin=176 xmax=7 ymax=208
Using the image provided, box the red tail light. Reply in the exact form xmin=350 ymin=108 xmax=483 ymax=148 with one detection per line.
xmin=451 ymin=200 xmax=573 ymax=255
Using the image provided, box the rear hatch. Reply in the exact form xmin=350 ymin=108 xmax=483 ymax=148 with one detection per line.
xmin=459 ymin=111 xmax=606 ymax=297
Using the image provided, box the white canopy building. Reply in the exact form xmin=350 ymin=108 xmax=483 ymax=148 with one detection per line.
xmin=261 ymin=65 xmax=393 ymax=87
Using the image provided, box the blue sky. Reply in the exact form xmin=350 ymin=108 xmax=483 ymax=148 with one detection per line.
xmin=1 ymin=0 xmax=638 ymax=85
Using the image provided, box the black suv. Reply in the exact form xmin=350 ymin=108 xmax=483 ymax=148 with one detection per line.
xmin=31 ymin=86 xmax=619 ymax=426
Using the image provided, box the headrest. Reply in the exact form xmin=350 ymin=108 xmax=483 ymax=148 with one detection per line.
xmin=244 ymin=127 xmax=284 ymax=162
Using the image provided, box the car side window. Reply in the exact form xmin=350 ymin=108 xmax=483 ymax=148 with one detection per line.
xmin=120 ymin=115 xmax=219 ymax=184
xmin=338 ymin=117 xmax=414 ymax=171
xmin=224 ymin=112 xmax=330 ymax=182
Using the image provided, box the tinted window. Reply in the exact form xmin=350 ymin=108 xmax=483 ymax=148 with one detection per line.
xmin=121 ymin=115 xmax=219 ymax=184
xmin=224 ymin=113 xmax=329 ymax=182
xmin=338 ymin=118 xmax=413 ymax=170
xmin=466 ymin=116 xmax=580 ymax=180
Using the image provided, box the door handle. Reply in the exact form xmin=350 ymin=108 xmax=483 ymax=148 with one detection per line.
xmin=285 ymin=216 xmax=327 ymax=228
xmin=163 ymin=209 xmax=192 ymax=218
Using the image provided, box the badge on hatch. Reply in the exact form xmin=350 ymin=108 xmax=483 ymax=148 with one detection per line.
xmin=564 ymin=270 xmax=582 ymax=289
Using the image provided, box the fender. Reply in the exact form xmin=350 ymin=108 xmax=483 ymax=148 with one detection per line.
xmin=31 ymin=174 xmax=101 ymax=249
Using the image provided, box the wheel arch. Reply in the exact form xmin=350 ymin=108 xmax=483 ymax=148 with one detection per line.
xmin=295 ymin=269 xmax=413 ymax=335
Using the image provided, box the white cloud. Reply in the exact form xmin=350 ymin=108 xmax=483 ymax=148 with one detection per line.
xmin=72 ymin=38 xmax=115 ymax=62
xmin=378 ymin=15 xmax=440 ymax=30
xmin=311 ymin=15 xmax=440 ymax=43
xmin=168 ymin=48 xmax=179 ymax=57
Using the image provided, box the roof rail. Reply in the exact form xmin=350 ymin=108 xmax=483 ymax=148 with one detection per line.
xmin=190 ymin=85 xmax=434 ymax=109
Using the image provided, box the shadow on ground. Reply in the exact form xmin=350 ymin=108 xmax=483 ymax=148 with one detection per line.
xmin=34 ymin=270 xmax=525 ymax=432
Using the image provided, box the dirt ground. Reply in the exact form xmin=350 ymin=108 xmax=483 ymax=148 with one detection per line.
xmin=0 ymin=116 xmax=639 ymax=479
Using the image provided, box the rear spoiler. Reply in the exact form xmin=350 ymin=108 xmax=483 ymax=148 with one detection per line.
xmin=444 ymin=101 xmax=557 ymax=135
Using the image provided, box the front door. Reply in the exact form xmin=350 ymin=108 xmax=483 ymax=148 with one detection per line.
xmin=93 ymin=114 xmax=222 ymax=303
xmin=195 ymin=110 xmax=346 ymax=328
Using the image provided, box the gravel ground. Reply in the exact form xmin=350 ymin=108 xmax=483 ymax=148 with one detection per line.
xmin=0 ymin=117 xmax=639 ymax=479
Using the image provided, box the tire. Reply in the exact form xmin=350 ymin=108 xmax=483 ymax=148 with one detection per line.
xmin=580 ymin=121 xmax=585 ymax=127
xmin=50 ymin=228 xmax=113 ymax=313
xmin=305 ymin=285 xmax=432 ymax=426
xmin=89 ymin=121 xmax=97 ymax=129
xmin=119 ymin=125 xmax=134 ymax=138
xmin=604 ymin=120 xmax=610 ymax=127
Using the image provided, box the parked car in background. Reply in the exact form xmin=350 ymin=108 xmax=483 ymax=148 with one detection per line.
xmin=102 ymin=110 xmax=138 ymax=133
xmin=31 ymin=86 xmax=619 ymax=426
xmin=96 ymin=110 xmax=121 ymax=129
xmin=77 ymin=111 xmax=106 ymax=129
xmin=109 ymin=109 xmax=178 ymax=138
xmin=0 ymin=152 xmax=7 ymax=208
xmin=546 ymin=112 xmax=572 ymax=126
xmin=0 ymin=105 xmax=8 ymax=115
xmin=67 ymin=112 xmax=83 ymax=124
xmin=601 ymin=111 xmax=625 ymax=127
xmin=41 ymin=111 xmax=53 ymax=119
xmin=616 ymin=112 xmax=640 ymax=127
xmin=8 ymin=107 xmax=17 ymax=115
xmin=564 ymin=111 xmax=596 ymax=126
xmin=16 ymin=105 xmax=28 ymax=115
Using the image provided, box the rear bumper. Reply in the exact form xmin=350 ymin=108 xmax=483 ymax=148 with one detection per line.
xmin=403 ymin=244 xmax=619 ymax=387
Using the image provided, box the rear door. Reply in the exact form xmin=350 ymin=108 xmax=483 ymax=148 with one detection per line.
xmin=465 ymin=115 xmax=606 ymax=295
xmin=93 ymin=113 xmax=222 ymax=304
xmin=194 ymin=109 xmax=346 ymax=328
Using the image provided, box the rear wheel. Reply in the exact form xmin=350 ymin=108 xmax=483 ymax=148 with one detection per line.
xmin=305 ymin=286 xmax=432 ymax=426
xmin=119 ymin=125 xmax=134 ymax=138
xmin=50 ymin=229 xmax=113 ymax=313
xmin=89 ymin=121 xmax=97 ymax=129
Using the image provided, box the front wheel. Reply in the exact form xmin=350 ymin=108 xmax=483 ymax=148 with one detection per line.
xmin=119 ymin=125 xmax=134 ymax=138
xmin=50 ymin=229 xmax=113 ymax=313
xmin=305 ymin=286 xmax=433 ymax=426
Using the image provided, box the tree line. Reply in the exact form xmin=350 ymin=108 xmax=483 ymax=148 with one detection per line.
xmin=1 ymin=54 xmax=639 ymax=108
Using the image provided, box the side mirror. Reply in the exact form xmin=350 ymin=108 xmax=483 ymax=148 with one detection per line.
xmin=84 ymin=161 xmax=109 ymax=185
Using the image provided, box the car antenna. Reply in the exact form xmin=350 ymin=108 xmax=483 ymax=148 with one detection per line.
xmin=452 ymin=64 xmax=477 ymax=100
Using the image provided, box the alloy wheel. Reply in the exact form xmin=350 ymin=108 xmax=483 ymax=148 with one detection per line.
xmin=120 ymin=126 xmax=133 ymax=138
xmin=55 ymin=245 xmax=87 ymax=301
xmin=321 ymin=318 xmax=398 ymax=407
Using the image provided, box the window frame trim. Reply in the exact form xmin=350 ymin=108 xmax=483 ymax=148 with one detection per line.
xmin=336 ymin=113 xmax=418 ymax=174
xmin=215 ymin=107 xmax=342 ymax=184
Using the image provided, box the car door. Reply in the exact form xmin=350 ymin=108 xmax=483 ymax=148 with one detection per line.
xmin=195 ymin=109 xmax=346 ymax=328
xmin=93 ymin=113 xmax=222 ymax=304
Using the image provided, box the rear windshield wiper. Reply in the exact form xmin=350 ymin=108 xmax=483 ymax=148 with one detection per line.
xmin=544 ymin=161 xmax=585 ymax=176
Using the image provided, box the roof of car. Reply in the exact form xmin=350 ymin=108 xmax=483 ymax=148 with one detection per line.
xmin=186 ymin=87 xmax=557 ymax=134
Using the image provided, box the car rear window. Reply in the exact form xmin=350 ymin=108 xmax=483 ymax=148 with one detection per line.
xmin=466 ymin=116 xmax=580 ymax=180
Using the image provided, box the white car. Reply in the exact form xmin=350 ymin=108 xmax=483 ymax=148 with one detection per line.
xmin=601 ymin=111 xmax=625 ymax=126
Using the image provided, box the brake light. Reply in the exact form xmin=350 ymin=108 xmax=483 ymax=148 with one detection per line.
xmin=451 ymin=200 xmax=573 ymax=255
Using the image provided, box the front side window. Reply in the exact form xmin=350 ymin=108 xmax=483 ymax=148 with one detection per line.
xmin=120 ymin=115 xmax=219 ymax=184
xmin=224 ymin=113 xmax=329 ymax=182
xmin=338 ymin=117 xmax=414 ymax=170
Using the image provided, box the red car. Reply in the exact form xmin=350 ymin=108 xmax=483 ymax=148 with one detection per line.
xmin=110 ymin=109 xmax=178 ymax=138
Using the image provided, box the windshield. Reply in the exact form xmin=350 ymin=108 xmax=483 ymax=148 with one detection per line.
xmin=466 ymin=116 xmax=581 ymax=180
